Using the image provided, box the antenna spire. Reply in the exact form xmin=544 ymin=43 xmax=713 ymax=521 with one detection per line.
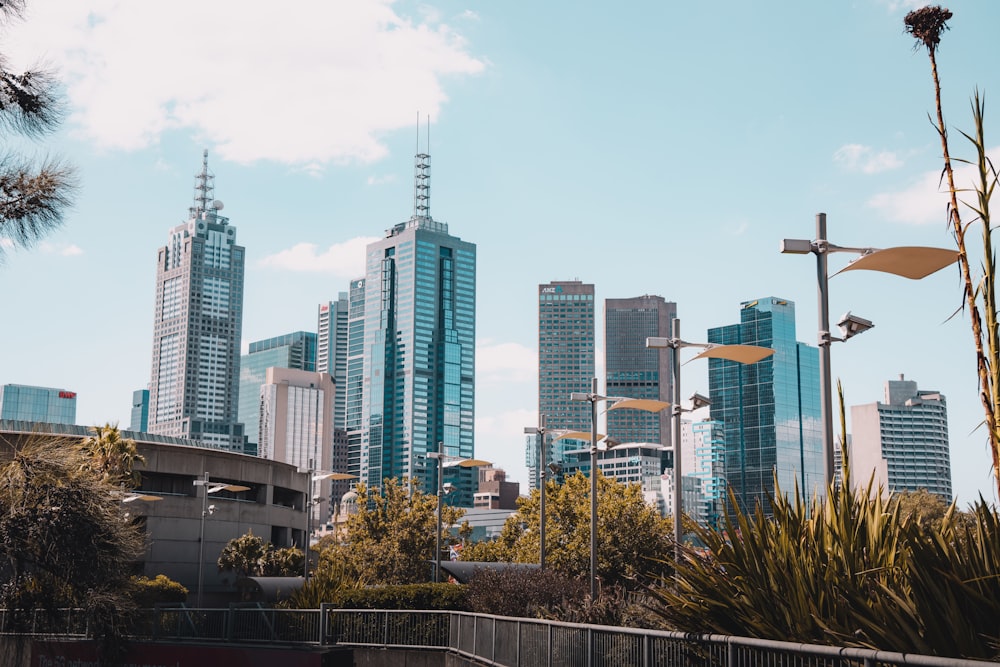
xmin=191 ymin=149 xmax=215 ymax=217
xmin=413 ymin=115 xmax=431 ymax=221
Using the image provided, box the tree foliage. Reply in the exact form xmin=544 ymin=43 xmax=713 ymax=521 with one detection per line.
xmin=217 ymin=530 xmax=304 ymax=579
xmin=81 ymin=422 xmax=145 ymax=487
xmin=318 ymin=477 xmax=464 ymax=585
xmin=463 ymin=472 xmax=674 ymax=590
xmin=0 ymin=434 xmax=144 ymax=647
xmin=0 ymin=0 xmax=76 ymax=260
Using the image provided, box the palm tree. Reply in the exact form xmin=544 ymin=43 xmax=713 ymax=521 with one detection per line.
xmin=0 ymin=0 xmax=77 ymax=260
xmin=82 ymin=423 xmax=145 ymax=487
xmin=905 ymin=6 xmax=1000 ymax=499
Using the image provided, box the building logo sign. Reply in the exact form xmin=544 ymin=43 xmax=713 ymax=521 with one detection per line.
xmin=541 ymin=286 xmax=564 ymax=294
xmin=58 ymin=391 xmax=76 ymax=399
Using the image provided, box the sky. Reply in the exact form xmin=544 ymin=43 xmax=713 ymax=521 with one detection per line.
xmin=2 ymin=0 xmax=999 ymax=506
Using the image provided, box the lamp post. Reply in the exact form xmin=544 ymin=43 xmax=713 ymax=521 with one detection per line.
xmin=302 ymin=460 xmax=356 ymax=580
xmin=570 ymin=379 xmax=670 ymax=599
xmin=427 ymin=449 xmax=490 ymax=583
xmin=647 ymin=319 xmax=774 ymax=562
xmin=193 ymin=472 xmax=250 ymax=608
xmin=781 ymin=212 xmax=958 ymax=486
xmin=524 ymin=414 xmax=552 ymax=569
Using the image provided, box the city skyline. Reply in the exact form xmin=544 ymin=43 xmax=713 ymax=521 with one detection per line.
xmin=2 ymin=1 xmax=999 ymax=504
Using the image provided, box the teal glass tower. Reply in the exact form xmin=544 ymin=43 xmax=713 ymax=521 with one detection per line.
xmin=707 ymin=297 xmax=823 ymax=516
xmin=352 ymin=148 xmax=477 ymax=504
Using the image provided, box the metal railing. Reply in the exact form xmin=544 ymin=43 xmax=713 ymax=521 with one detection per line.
xmin=1 ymin=607 xmax=994 ymax=667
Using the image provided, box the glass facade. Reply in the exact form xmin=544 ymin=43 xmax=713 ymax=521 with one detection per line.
xmin=530 ymin=281 xmax=595 ymax=491
xmin=130 ymin=388 xmax=149 ymax=432
xmin=0 ymin=384 xmax=77 ymax=424
xmin=351 ymin=208 xmax=477 ymax=504
xmin=239 ymin=331 xmax=317 ymax=451
xmin=148 ymin=151 xmax=246 ymax=451
xmin=707 ymin=297 xmax=823 ymax=517
xmin=317 ymin=294 xmax=349 ymax=431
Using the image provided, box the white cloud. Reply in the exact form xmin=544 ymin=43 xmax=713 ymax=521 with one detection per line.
xmin=37 ymin=241 xmax=84 ymax=256
xmin=476 ymin=340 xmax=537 ymax=384
xmin=7 ymin=1 xmax=484 ymax=166
xmin=367 ymin=174 xmax=398 ymax=186
xmin=257 ymin=236 xmax=378 ymax=274
xmin=868 ymin=146 xmax=1000 ymax=225
xmin=834 ymin=144 xmax=903 ymax=174
xmin=0 ymin=238 xmax=13 ymax=249
xmin=60 ymin=244 xmax=83 ymax=257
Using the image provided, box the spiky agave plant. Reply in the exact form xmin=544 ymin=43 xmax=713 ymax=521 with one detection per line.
xmin=905 ymin=6 xmax=1000 ymax=499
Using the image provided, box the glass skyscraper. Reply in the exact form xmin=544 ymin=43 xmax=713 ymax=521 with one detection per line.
xmin=529 ymin=280 xmax=596 ymax=490
xmin=239 ymin=331 xmax=317 ymax=453
xmin=147 ymin=151 xmax=246 ymax=451
xmin=349 ymin=150 xmax=477 ymax=504
xmin=604 ymin=295 xmax=676 ymax=447
xmin=317 ymin=294 xmax=349 ymax=431
xmin=707 ymin=297 xmax=823 ymax=516
xmin=0 ymin=384 xmax=77 ymax=425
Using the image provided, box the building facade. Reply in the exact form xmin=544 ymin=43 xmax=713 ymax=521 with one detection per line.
xmin=850 ymin=376 xmax=952 ymax=499
xmin=238 ymin=331 xmax=317 ymax=454
xmin=147 ymin=151 xmax=246 ymax=451
xmin=317 ymin=295 xmax=349 ymax=431
xmin=349 ymin=150 xmax=478 ymax=505
xmin=707 ymin=297 xmax=823 ymax=516
xmin=259 ymin=367 xmax=335 ymax=524
xmin=604 ymin=294 xmax=675 ymax=449
xmin=529 ymin=280 xmax=596 ymax=491
xmin=0 ymin=384 xmax=77 ymax=424
xmin=129 ymin=388 xmax=149 ymax=432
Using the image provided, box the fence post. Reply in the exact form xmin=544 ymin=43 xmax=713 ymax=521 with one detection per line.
xmin=587 ymin=626 xmax=593 ymax=667
xmin=728 ymin=638 xmax=737 ymax=667
xmin=319 ymin=604 xmax=329 ymax=646
xmin=547 ymin=623 xmax=553 ymax=667
xmin=493 ymin=616 xmax=497 ymax=663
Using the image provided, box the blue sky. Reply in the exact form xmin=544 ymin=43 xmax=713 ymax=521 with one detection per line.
xmin=2 ymin=0 xmax=999 ymax=504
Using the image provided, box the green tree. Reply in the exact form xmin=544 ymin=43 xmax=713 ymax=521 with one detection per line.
xmin=0 ymin=434 xmax=144 ymax=650
xmin=217 ymin=531 xmax=304 ymax=579
xmin=320 ymin=478 xmax=464 ymax=585
xmin=464 ymin=472 xmax=674 ymax=590
xmin=905 ymin=6 xmax=1000 ymax=498
xmin=0 ymin=0 xmax=76 ymax=261
xmin=81 ymin=422 xmax=145 ymax=486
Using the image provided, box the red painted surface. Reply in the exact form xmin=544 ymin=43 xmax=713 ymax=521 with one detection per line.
xmin=32 ymin=639 xmax=339 ymax=666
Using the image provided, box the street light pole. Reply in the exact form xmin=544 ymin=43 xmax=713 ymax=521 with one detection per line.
xmin=428 ymin=449 xmax=491 ymax=583
xmin=523 ymin=415 xmax=550 ymax=569
xmin=781 ymin=213 xmax=957 ymax=487
xmin=193 ymin=473 xmax=250 ymax=608
xmin=588 ymin=379 xmax=599 ymax=601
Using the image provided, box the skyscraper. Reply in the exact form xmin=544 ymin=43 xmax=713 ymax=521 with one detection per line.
xmin=129 ymin=388 xmax=149 ymax=432
xmin=530 ymin=280 xmax=596 ymax=490
xmin=317 ymin=294 xmax=349 ymax=431
xmin=147 ymin=151 xmax=246 ymax=451
xmin=707 ymin=297 xmax=823 ymax=516
xmin=238 ymin=331 xmax=317 ymax=454
xmin=349 ymin=148 xmax=477 ymax=504
xmin=604 ymin=295 xmax=675 ymax=446
xmin=850 ymin=376 xmax=952 ymax=499
xmin=0 ymin=384 xmax=77 ymax=424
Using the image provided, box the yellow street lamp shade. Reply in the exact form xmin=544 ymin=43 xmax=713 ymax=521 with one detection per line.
xmin=314 ymin=471 xmax=357 ymax=481
xmin=455 ymin=458 xmax=491 ymax=468
xmin=607 ymin=398 xmax=671 ymax=413
xmin=690 ymin=344 xmax=774 ymax=365
xmin=834 ymin=246 xmax=958 ymax=280
xmin=555 ymin=430 xmax=602 ymax=442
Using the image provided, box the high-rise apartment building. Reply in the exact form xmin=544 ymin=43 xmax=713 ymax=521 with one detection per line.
xmin=348 ymin=149 xmax=477 ymax=505
xmin=344 ymin=278 xmax=367 ymax=483
xmin=0 ymin=384 xmax=77 ymax=424
xmin=529 ymin=280 xmax=596 ymax=491
xmin=259 ymin=367 xmax=334 ymax=527
xmin=147 ymin=151 xmax=246 ymax=451
xmin=604 ymin=295 xmax=675 ymax=447
xmin=707 ymin=297 xmax=823 ymax=516
xmin=239 ymin=331 xmax=317 ymax=453
xmin=691 ymin=420 xmax=726 ymax=527
xmin=317 ymin=295 xmax=349 ymax=431
xmin=850 ymin=376 xmax=952 ymax=499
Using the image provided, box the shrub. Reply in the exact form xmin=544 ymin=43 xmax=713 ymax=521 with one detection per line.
xmin=129 ymin=575 xmax=188 ymax=608
xmin=336 ymin=583 xmax=469 ymax=611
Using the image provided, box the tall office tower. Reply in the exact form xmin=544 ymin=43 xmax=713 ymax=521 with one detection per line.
xmin=147 ymin=151 xmax=247 ymax=451
xmin=344 ymin=278 xmax=367 ymax=483
xmin=352 ymin=148 xmax=477 ymax=505
xmin=317 ymin=294 xmax=349 ymax=430
xmin=238 ymin=331 xmax=317 ymax=454
xmin=129 ymin=389 xmax=149 ymax=432
xmin=0 ymin=384 xmax=77 ymax=424
xmin=707 ymin=297 xmax=823 ymax=516
xmin=850 ymin=376 xmax=952 ymax=500
xmin=529 ymin=280 xmax=596 ymax=491
xmin=691 ymin=420 xmax=726 ymax=527
xmin=259 ymin=367 xmax=334 ymax=528
xmin=604 ymin=295 xmax=675 ymax=447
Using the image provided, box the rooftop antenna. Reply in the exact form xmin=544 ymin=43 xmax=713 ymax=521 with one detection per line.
xmin=191 ymin=149 xmax=215 ymax=218
xmin=413 ymin=113 xmax=431 ymax=221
